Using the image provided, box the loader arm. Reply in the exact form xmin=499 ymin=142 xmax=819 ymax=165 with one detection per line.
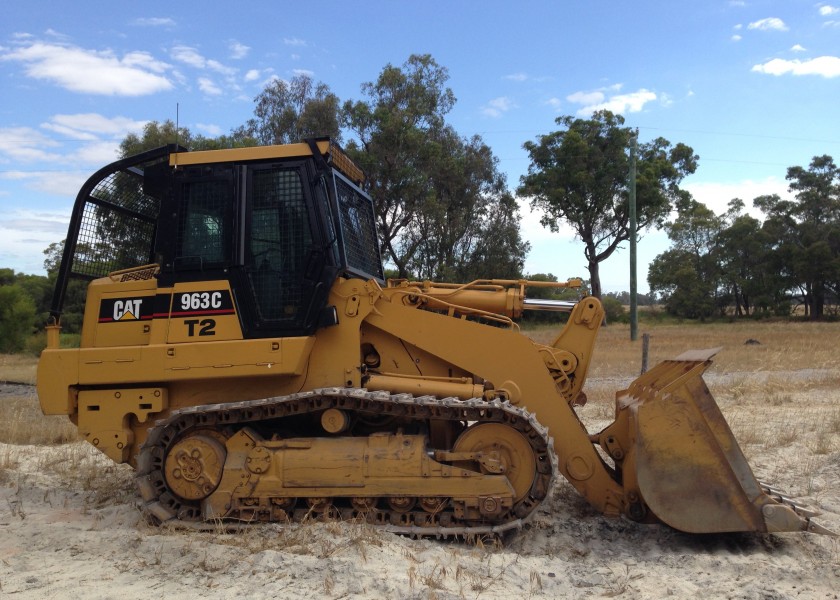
xmin=365 ymin=290 xmax=628 ymax=518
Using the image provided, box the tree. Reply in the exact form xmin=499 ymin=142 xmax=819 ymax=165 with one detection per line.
xmin=344 ymin=54 xmax=528 ymax=280
xmin=754 ymin=156 xmax=840 ymax=319
xmin=235 ymin=74 xmax=342 ymax=145
xmin=43 ymin=241 xmax=86 ymax=332
xmin=343 ymin=54 xmax=455 ymax=277
xmin=518 ymin=111 xmax=697 ymax=298
xmin=0 ymin=282 xmax=36 ymax=353
xmin=647 ymin=197 xmax=722 ymax=319
xmin=405 ymin=130 xmax=528 ymax=280
xmin=120 ymin=120 xmax=192 ymax=157
xmin=715 ymin=200 xmax=784 ymax=316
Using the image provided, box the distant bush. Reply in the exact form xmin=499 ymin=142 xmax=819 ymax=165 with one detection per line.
xmin=0 ymin=285 xmax=37 ymax=353
xmin=602 ymin=296 xmax=628 ymax=324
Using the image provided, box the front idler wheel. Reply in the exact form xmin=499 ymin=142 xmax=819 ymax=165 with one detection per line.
xmin=163 ymin=433 xmax=227 ymax=502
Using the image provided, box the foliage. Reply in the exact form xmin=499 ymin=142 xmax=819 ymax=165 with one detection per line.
xmin=648 ymin=197 xmax=723 ymax=319
xmin=649 ymin=155 xmax=840 ymax=320
xmin=601 ymin=295 xmax=628 ymax=324
xmin=121 ymin=119 xmax=255 ymax=156
xmin=120 ymin=120 xmax=191 ymax=156
xmin=603 ymin=290 xmax=656 ymax=306
xmin=343 ymin=54 xmax=528 ymax=281
xmin=754 ymin=156 xmax=840 ymax=320
xmin=234 ymin=74 xmax=342 ymax=145
xmin=518 ymin=110 xmax=697 ymax=298
xmin=516 ymin=273 xmax=581 ymax=324
xmin=0 ymin=283 xmax=37 ymax=353
xmin=42 ymin=242 xmax=86 ymax=332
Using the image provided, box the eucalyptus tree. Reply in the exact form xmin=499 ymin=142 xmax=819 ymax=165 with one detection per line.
xmin=518 ymin=110 xmax=697 ymax=297
xmin=647 ymin=196 xmax=722 ymax=319
xmin=754 ymin=156 xmax=840 ymax=319
xmin=235 ymin=74 xmax=342 ymax=145
xmin=344 ymin=54 xmax=527 ymax=280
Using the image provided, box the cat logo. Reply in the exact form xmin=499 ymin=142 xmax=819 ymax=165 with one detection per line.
xmin=98 ymin=296 xmax=153 ymax=323
xmin=113 ymin=298 xmax=143 ymax=321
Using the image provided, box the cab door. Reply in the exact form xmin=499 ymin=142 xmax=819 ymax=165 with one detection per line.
xmin=236 ymin=161 xmax=328 ymax=338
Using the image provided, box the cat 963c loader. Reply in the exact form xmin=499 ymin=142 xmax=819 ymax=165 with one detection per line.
xmin=37 ymin=139 xmax=833 ymax=538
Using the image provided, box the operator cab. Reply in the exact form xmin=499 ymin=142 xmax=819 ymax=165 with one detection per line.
xmin=50 ymin=139 xmax=383 ymax=338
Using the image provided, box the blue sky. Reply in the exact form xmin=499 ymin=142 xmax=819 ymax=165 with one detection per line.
xmin=2 ymin=1 xmax=839 ymax=293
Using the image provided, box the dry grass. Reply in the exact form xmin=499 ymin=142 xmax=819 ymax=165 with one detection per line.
xmin=0 ymin=391 xmax=79 ymax=446
xmin=0 ymin=353 xmax=37 ymax=385
xmin=528 ymin=320 xmax=840 ymax=377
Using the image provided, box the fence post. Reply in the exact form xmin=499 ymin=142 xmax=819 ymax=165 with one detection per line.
xmin=641 ymin=333 xmax=650 ymax=374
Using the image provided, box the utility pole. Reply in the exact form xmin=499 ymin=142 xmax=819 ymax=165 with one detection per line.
xmin=629 ymin=131 xmax=638 ymax=341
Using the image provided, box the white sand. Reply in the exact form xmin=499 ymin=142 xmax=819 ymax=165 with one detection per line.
xmin=1 ymin=383 xmax=838 ymax=599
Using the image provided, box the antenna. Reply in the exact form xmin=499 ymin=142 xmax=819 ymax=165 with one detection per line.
xmin=175 ymin=102 xmax=180 ymax=167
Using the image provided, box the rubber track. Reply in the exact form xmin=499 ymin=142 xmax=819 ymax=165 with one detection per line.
xmin=135 ymin=387 xmax=557 ymax=538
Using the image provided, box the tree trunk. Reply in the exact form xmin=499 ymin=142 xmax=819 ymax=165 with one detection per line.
xmin=588 ymin=259 xmax=602 ymax=298
xmin=813 ymin=283 xmax=825 ymax=320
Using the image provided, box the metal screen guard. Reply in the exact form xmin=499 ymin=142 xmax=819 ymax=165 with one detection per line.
xmin=332 ymin=171 xmax=384 ymax=282
xmin=49 ymin=145 xmax=178 ymax=318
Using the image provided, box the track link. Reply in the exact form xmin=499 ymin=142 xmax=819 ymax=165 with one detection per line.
xmin=136 ymin=388 xmax=557 ymax=538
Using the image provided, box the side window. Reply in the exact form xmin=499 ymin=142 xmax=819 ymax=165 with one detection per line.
xmin=247 ymin=167 xmax=313 ymax=322
xmin=177 ymin=180 xmax=231 ymax=269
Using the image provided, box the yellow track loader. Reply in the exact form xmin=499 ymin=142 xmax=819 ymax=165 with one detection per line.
xmin=37 ymin=140 xmax=832 ymax=537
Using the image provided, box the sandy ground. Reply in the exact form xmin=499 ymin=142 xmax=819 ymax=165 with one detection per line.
xmin=1 ymin=382 xmax=838 ymax=600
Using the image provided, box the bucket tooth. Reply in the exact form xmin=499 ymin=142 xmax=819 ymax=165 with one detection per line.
xmin=807 ymin=521 xmax=838 ymax=536
xmin=757 ymin=482 xmax=822 ymax=519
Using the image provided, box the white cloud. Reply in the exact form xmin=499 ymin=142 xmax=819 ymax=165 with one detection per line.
xmin=228 ymin=41 xmax=250 ymax=59
xmin=819 ymin=5 xmax=839 ymax=16
xmin=0 ymin=116 xmax=137 ymax=169
xmin=198 ymin=77 xmax=223 ymax=95
xmin=481 ymin=96 xmax=516 ymax=118
xmin=0 ymin=114 xmax=140 ymax=198
xmin=567 ymin=90 xmax=605 ymax=105
xmin=747 ymin=17 xmax=788 ymax=31
xmin=196 ymin=123 xmax=223 ymax=136
xmin=132 ymin=17 xmax=176 ymax=27
xmin=70 ymin=141 xmax=122 ymax=166
xmin=0 ymin=127 xmax=62 ymax=163
xmin=0 ymin=208 xmax=75 ymax=273
xmin=731 ymin=34 xmax=743 ymax=42
xmin=568 ymin=88 xmax=657 ymax=116
xmin=1 ymin=42 xmax=173 ymax=96
xmin=752 ymin=56 xmax=840 ymax=77
xmin=244 ymin=69 xmax=261 ymax=82
xmin=1 ymin=170 xmax=89 ymax=197
xmin=0 ymin=209 xmax=70 ymax=233
xmin=41 ymin=113 xmax=147 ymax=139
xmin=791 ymin=44 xmax=807 ymax=52
xmin=504 ymin=72 xmax=528 ymax=82
xmin=292 ymin=68 xmax=314 ymax=78
xmin=516 ymin=197 xmax=576 ymax=242
xmin=284 ymin=37 xmax=307 ymax=47
xmin=170 ymin=45 xmax=235 ymax=76
xmin=546 ymin=97 xmax=562 ymax=110
xmin=170 ymin=45 xmax=205 ymax=68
